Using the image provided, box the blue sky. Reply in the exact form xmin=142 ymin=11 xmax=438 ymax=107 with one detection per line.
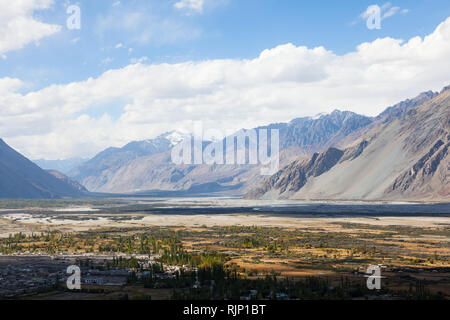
xmin=1 ymin=0 xmax=450 ymax=159
xmin=3 ymin=0 xmax=450 ymax=90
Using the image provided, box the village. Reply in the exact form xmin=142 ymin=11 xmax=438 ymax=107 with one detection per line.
xmin=0 ymin=253 xmax=177 ymax=298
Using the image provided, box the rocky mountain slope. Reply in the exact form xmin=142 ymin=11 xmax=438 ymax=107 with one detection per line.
xmin=276 ymin=110 xmax=373 ymax=152
xmin=245 ymin=87 xmax=450 ymax=201
xmin=46 ymin=170 xmax=88 ymax=193
xmin=376 ymin=91 xmax=438 ymax=123
xmin=0 ymin=139 xmax=89 ymax=199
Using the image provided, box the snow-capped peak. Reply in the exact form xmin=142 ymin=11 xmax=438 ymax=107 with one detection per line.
xmin=164 ymin=131 xmax=191 ymax=146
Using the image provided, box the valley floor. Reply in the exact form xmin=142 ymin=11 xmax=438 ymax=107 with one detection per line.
xmin=0 ymin=197 xmax=449 ymax=300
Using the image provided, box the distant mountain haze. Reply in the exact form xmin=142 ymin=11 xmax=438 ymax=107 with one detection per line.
xmin=33 ymin=158 xmax=88 ymax=175
xmin=0 ymin=139 xmax=89 ymax=199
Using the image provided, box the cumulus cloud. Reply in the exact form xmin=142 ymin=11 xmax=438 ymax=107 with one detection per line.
xmin=0 ymin=0 xmax=61 ymax=55
xmin=0 ymin=78 xmax=23 ymax=94
xmin=2 ymin=17 xmax=450 ymax=159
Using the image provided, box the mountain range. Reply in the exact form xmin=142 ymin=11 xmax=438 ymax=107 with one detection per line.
xmin=2 ymin=86 xmax=448 ymax=201
xmin=62 ymin=110 xmax=377 ymax=194
xmin=59 ymin=87 xmax=447 ymax=200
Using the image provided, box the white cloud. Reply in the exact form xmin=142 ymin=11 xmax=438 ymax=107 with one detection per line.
xmin=0 ymin=0 xmax=61 ymax=55
xmin=382 ymin=6 xmax=400 ymax=19
xmin=174 ymin=0 xmax=205 ymax=14
xmin=0 ymin=77 xmax=23 ymax=93
xmin=115 ymin=43 xmax=123 ymax=49
xmin=2 ymin=17 xmax=450 ymax=159
xmin=381 ymin=2 xmax=393 ymax=12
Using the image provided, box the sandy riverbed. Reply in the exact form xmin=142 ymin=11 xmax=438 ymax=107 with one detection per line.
xmin=1 ymin=213 xmax=449 ymax=238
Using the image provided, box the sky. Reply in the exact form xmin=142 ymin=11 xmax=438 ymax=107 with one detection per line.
xmin=1 ymin=0 xmax=450 ymax=160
